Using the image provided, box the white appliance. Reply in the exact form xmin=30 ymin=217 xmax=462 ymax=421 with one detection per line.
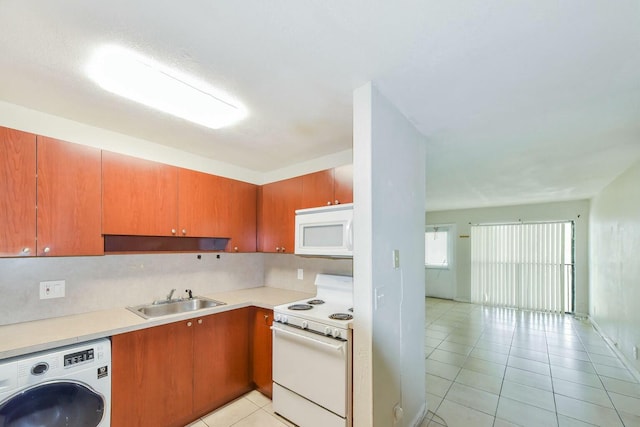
xmin=0 ymin=338 xmax=111 ymax=427
xmin=272 ymin=274 xmax=353 ymax=427
xmin=294 ymin=203 xmax=353 ymax=258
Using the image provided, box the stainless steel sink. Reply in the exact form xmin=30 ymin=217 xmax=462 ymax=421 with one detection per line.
xmin=127 ymin=297 xmax=226 ymax=319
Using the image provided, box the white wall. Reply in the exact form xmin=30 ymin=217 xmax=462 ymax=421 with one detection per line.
xmin=426 ymin=200 xmax=590 ymax=314
xmin=353 ymin=83 xmax=426 ymax=427
xmin=590 ymin=159 xmax=640 ymax=373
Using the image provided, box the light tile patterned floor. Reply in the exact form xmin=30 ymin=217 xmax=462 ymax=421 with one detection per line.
xmin=185 ymin=390 xmax=294 ymax=427
xmin=421 ymin=297 xmax=640 ymax=427
xmin=186 ymin=298 xmax=640 ymax=427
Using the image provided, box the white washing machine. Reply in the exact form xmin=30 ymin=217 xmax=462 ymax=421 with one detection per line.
xmin=0 ymin=338 xmax=111 ymax=427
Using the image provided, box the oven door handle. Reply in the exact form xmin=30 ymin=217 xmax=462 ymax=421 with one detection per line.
xmin=271 ymin=326 xmax=344 ymax=351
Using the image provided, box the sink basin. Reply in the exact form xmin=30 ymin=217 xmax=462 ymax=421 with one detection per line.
xmin=127 ymin=297 xmax=226 ymax=319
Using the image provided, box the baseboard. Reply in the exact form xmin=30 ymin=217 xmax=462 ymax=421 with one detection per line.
xmin=453 ymin=297 xmax=471 ymax=303
xmin=588 ymin=316 xmax=640 ymax=383
xmin=409 ymin=402 xmax=428 ymax=427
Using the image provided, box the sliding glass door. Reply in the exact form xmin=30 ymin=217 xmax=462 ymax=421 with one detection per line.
xmin=470 ymin=221 xmax=574 ymax=314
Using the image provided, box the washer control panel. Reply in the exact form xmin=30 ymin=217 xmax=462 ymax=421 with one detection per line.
xmin=64 ymin=348 xmax=94 ymax=367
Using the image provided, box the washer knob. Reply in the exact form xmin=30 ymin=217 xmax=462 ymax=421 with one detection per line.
xmin=301 ymin=321 xmax=308 ymax=329
xmin=324 ymin=326 xmax=332 ymax=336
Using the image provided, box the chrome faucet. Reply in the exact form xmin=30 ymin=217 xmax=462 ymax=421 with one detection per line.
xmin=166 ymin=288 xmax=176 ymax=302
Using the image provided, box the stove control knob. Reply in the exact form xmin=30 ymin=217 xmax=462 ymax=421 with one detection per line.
xmin=301 ymin=321 xmax=308 ymax=329
xmin=274 ymin=314 xmax=281 ymax=323
xmin=324 ymin=326 xmax=332 ymax=336
xmin=333 ymin=329 xmax=342 ymax=339
xmin=282 ymin=315 xmax=288 ymax=324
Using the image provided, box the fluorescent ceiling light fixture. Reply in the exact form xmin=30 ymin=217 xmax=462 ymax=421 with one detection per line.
xmin=87 ymin=45 xmax=248 ymax=129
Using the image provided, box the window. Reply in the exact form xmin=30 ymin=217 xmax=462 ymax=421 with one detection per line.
xmin=425 ymin=226 xmax=449 ymax=268
xmin=470 ymin=221 xmax=574 ymax=313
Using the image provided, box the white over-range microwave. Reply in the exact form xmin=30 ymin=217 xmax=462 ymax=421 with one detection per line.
xmin=294 ymin=203 xmax=353 ymax=258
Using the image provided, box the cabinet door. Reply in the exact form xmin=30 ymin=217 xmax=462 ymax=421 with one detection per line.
xmin=193 ymin=309 xmax=251 ymax=415
xmin=333 ymin=164 xmax=353 ymax=205
xmin=37 ymin=137 xmax=103 ymax=256
xmin=252 ymin=307 xmax=273 ymax=397
xmin=112 ymin=321 xmax=194 ymax=427
xmin=300 ymin=169 xmax=334 ymax=209
xmin=226 ymin=179 xmax=257 ymax=252
xmin=0 ymin=127 xmax=36 ymax=256
xmin=102 ymin=151 xmax=178 ymax=236
xmin=258 ymin=177 xmax=302 ymax=253
xmin=178 ymin=168 xmax=226 ymax=237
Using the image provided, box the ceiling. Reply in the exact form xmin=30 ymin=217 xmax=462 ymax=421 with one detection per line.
xmin=0 ymin=1 xmax=639 ymax=211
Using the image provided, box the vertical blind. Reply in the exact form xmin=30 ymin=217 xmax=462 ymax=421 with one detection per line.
xmin=471 ymin=222 xmax=573 ymax=314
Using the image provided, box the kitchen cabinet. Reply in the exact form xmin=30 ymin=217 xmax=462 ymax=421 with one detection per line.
xmin=257 ymin=176 xmax=302 ymax=253
xmin=0 ymin=128 xmax=102 ymax=257
xmin=193 ymin=308 xmax=252 ymax=413
xmin=103 ymin=152 xmax=257 ymax=250
xmin=299 ymin=165 xmax=353 ymax=209
xmin=178 ymin=168 xmax=226 ymax=238
xmin=251 ymin=307 xmax=273 ymax=397
xmin=112 ymin=309 xmax=252 ymax=427
xmin=111 ymin=320 xmax=194 ymax=427
xmin=37 ymin=137 xmax=103 ymax=256
xmin=0 ymin=127 xmax=36 ymax=256
xmin=102 ymin=151 xmax=179 ymax=237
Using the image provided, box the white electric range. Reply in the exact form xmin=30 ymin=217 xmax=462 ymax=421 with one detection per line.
xmin=272 ymin=274 xmax=353 ymax=427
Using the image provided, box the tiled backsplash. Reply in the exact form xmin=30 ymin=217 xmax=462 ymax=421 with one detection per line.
xmin=0 ymin=252 xmax=264 ymax=325
xmin=0 ymin=252 xmax=352 ymax=326
xmin=263 ymin=253 xmax=353 ymax=293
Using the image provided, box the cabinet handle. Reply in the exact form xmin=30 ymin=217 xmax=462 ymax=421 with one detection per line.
xmin=43 ymin=247 xmax=51 ymax=254
xmin=275 ymin=247 xmax=280 ymax=252
xmin=187 ymin=321 xmax=192 ymax=327
xmin=171 ymin=229 xmax=177 ymax=235
xmin=234 ymin=246 xmax=238 ymax=252
xmin=281 ymin=247 xmax=285 ymax=252
xmin=198 ymin=319 xmax=203 ymax=325
xmin=327 ymin=201 xmax=332 ymax=205
xmin=264 ymin=314 xmax=269 ymax=325
xmin=22 ymin=247 xmax=30 ymax=254
xmin=182 ymin=229 xmax=187 ymax=236
xmin=335 ymin=199 xmax=340 ymax=205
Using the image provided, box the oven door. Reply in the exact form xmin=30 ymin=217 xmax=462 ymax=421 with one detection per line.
xmin=272 ymin=322 xmax=349 ymax=418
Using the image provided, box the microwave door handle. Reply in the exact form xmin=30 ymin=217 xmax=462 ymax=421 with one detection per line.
xmin=271 ymin=326 xmax=344 ymax=351
xmin=346 ymin=219 xmax=353 ymax=250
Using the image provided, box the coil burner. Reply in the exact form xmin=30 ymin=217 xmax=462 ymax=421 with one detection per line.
xmin=307 ymin=299 xmax=325 ymax=305
xmin=287 ymin=304 xmax=313 ymax=311
xmin=329 ymin=313 xmax=353 ymax=321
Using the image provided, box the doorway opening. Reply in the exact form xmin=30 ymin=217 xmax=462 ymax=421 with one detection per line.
xmin=470 ymin=221 xmax=575 ymax=314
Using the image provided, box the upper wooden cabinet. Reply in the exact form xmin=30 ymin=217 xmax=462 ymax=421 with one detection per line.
xmin=257 ymin=176 xmax=302 ymax=253
xmin=0 ymin=127 xmax=37 ymax=256
xmin=103 ymin=151 xmax=257 ymax=250
xmin=0 ymin=127 xmax=102 ymax=257
xmin=299 ymin=165 xmax=353 ymax=209
xmin=37 ymin=137 xmax=103 ymax=256
xmin=178 ymin=168 xmax=225 ymax=237
xmin=224 ymin=178 xmax=257 ymax=253
xmin=102 ymin=151 xmax=179 ymax=236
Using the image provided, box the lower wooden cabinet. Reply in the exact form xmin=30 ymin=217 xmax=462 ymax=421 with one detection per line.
xmin=193 ymin=308 xmax=252 ymax=414
xmin=112 ymin=308 xmax=253 ymax=427
xmin=251 ymin=307 xmax=273 ymax=397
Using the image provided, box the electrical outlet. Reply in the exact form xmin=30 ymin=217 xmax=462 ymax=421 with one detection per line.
xmin=297 ymin=269 xmax=304 ymax=280
xmin=39 ymin=280 xmax=65 ymax=299
xmin=633 ymin=346 xmax=638 ymax=360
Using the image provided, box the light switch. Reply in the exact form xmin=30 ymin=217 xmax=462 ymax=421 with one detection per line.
xmin=393 ymin=249 xmax=400 ymax=269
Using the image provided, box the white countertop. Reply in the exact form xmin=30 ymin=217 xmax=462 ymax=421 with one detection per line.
xmin=0 ymin=287 xmax=313 ymax=360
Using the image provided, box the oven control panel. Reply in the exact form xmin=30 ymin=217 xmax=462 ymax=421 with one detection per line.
xmin=274 ymin=312 xmax=348 ymax=339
